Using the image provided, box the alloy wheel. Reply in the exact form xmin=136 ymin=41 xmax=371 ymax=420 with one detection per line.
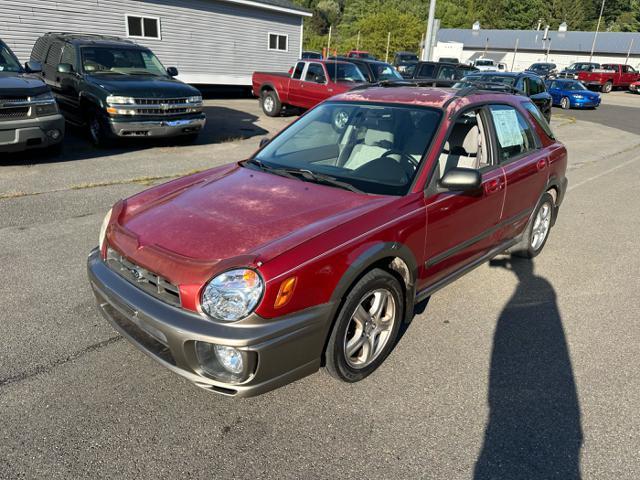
xmin=263 ymin=95 xmax=274 ymax=113
xmin=531 ymin=202 xmax=552 ymax=251
xmin=343 ymin=289 xmax=397 ymax=368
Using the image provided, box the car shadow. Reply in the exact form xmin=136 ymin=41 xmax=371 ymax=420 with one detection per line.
xmin=473 ymin=257 xmax=583 ymax=480
xmin=0 ymin=105 xmax=268 ymax=166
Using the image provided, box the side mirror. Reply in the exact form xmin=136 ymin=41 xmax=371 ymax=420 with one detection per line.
xmin=259 ymin=137 xmax=270 ymax=148
xmin=315 ymin=75 xmax=326 ymax=84
xmin=57 ymin=63 xmax=73 ymax=74
xmin=167 ymin=67 xmax=179 ymax=77
xmin=439 ymin=168 xmax=482 ymax=192
xmin=25 ymin=61 xmax=42 ymax=73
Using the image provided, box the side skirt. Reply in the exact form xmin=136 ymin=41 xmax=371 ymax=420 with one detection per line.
xmin=415 ymin=237 xmax=520 ymax=304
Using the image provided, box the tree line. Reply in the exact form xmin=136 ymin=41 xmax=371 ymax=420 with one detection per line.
xmin=292 ymin=0 xmax=640 ymax=59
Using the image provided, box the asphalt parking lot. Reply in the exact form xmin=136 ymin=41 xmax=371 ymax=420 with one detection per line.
xmin=1 ymin=91 xmax=640 ymax=479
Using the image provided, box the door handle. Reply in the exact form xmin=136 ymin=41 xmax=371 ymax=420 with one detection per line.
xmin=485 ymin=178 xmax=503 ymax=194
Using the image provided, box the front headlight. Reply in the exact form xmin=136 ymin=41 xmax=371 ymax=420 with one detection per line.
xmin=106 ymin=95 xmax=136 ymax=105
xmin=99 ymin=208 xmax=113 ymax=251
xmin=187 ymin=95 xmax=203 ymax=104
xmin=32 ymin=91 xmax=55 ymax=103
xmin=201 ymin=269 xmax=264 ymax=322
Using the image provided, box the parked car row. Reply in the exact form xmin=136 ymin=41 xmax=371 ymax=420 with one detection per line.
xmin=1 ymin=33 xmax=205 ymax=154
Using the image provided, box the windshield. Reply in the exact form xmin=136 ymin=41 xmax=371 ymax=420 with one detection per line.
xmin=251 ymin=102 xmax=442 ymax=196
xmin=80 ymin=47 xmax=167 ymax=75
xmin=372 ymin=63 xmax=403 ymax=81
xmin=558 ymin=81 xmax=588 ymax=91
xmin=0 ymin=44 xmax=22 ymax=73
xmin=326 ymin=63 xmax=366 ymax=83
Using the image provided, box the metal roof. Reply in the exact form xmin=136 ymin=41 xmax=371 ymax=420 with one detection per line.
xmin=437 ymin=29 xmax=640 ymax=55
xmin=224 ymin=0 xmax=312 ymax=16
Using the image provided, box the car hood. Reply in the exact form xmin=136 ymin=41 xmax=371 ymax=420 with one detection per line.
xmin=86 ymin=74 xmax=199 ymax=97
xmin=108 ymin=164 xmax=390 ymax=285
xmin=0 ymin=73 xmax=50 ymax=96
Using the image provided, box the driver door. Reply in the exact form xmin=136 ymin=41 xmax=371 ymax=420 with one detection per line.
xmin=421 ymin=107 xmax=506 ymax=289
xmin=298 ymin=62 xmax=329 ymax=109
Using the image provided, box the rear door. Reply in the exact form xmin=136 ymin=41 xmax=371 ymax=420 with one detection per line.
xmin=41 ymin=41 xmax=64 ymax=89
xmin=487 ymin=103 xmax=549 ymax=241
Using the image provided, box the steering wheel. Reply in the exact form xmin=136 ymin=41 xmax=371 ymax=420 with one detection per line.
xmin=381 ymin=149 xmax=420 ymax=176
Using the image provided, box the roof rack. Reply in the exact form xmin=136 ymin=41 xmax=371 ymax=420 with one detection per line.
xmin=45 ymin=32 xmax=134 ymax=43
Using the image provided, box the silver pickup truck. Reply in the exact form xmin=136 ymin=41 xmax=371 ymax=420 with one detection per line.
xmin=1 ymin=39 xmax=65 ymax=154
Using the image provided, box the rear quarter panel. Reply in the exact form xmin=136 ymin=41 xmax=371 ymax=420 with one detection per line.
xmin=252 ymin=72 xmax=291 ymax=103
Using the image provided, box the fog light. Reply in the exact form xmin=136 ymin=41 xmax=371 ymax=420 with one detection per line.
xmin=194 ymin=341 xmax=255 ymax=383
xmin=47 ymin=129 xmax=61 ymax=140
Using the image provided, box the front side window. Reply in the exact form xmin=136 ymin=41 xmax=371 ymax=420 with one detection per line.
xmin=325 ymin=63 xmax=365 ymax=82
xmin=304 ymin=63 xmax=326 ymax=83
xmin=489 ymin=105 xmax=537 ymax=162
xmin=268 ymin=33 xmax=288 ymax=52
xmin=126 ymin=15 xmax=161 ymax=39
xmin=81 ymin=47 xmax=167 ymax=76
xmin=373 ymin=64 xmax=402 ymax=81
xmin=251 ymin=103 xmax=442 ymax=195
xmin=0 ymin=43 xmax=22 ymax=73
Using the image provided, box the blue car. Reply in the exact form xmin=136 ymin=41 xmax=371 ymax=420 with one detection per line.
xmin=545 ymin=79 xmax=601 ymax=109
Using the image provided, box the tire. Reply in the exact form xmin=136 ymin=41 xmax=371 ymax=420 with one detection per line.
xmin=261 ymin=90 xmax=282 ymax=117
xmin=325 ymin=268 xmax=404 ymax=383
xmin=601 ymin=81 xmax=613 ymax=93
xmin=561 ymin=97 xmax=570 ymax=109
xmin=88 ymin=111 xmax=112 ymax=147
xmin=511 ymin=192 xmax=554 ymax=259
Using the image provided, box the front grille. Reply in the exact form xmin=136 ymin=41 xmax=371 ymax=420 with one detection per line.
xmin=129 ymin=97 xmax=194 ymax=116
xmin=134 ymin=98 xmax=188 ymax=105
xmin=0 ymin=107 xmax=30 ymax=119
xmin=136 ymin=107 xmax=189 ymax=115
xmin=0 ymin=96 xmax=29 ymax=103
xmin=105 ymin=247 xmax=182 ymax=307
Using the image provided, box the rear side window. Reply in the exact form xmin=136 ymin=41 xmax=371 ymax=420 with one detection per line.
xmin=488 ymin=105 xmax=538 ymax=162
xmin=292 ymin=62 xmax=305 ymax=80
xmin=45 ymin=42 xmax=63 ymax=66
xmin=523 ymin=101 xmax=556 ymax=140
xmin=31 ymin=37 xmax=50 ymax=62
xmin=60 ymin=45 xmax=77 ymax=69
xmin=417 ymin=63 xmax=435 ymax=78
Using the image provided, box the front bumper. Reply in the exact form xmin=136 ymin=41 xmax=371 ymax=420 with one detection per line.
xmin=87 ymin=249 xmax=334 ymax=397
xmin=570 ymin=97 xmax=600 ymax=108
xmin=0 ymin=114 xmax=65 ymax=153
xmin=108 ymin=114 xmax=206 ymax=138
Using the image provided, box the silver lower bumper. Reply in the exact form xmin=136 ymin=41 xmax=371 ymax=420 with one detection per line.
xmin=108 ymin=115 xmax=206 ymax=138
xmin=0 ymin=114 xmax=65 ymax=153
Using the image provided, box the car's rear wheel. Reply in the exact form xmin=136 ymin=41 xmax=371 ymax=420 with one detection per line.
xmin=325 ymin=269 xmax=403 ymax=382
xmin=261 ymin=90 xmax=282 ymax=117
xmin=602 ymin=81 xmax=613 ymax=93
xmin=512 ymin=192 xmax=554 ymax=259
xmin=561 ymin=97 xmax=570 ymax=109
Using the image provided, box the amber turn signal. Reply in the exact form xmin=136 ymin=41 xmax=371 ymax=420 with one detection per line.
xmin=274 ymin=276 xmax=297 ymax=309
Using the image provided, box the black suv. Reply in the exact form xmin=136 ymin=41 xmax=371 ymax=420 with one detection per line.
xmin=401 ymin=61 xmax=478 ymax=86
xmin=457 ymin=71 xmax=553 ymax=122
xmin=0 ymin=38 xmax=65 ymax=154
xmin=327 ymin=57 xmax=403 ymax=83
xmin=30 ymin=33 xmax=205 ymax=146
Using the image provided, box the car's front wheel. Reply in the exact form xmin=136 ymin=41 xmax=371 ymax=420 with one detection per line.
xmin=88 ymin=111 xmax=112 ymax=147
xmin=512 ymin=192 xmax=554 ymax=259
xmin=561 ymin=97 xmax=571 ymax=109
xmin=325 ymin=268 xmax=403 ymax=382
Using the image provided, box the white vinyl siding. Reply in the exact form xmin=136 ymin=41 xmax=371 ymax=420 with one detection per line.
xmin=1 ymin=0 xmax=305 ymax=85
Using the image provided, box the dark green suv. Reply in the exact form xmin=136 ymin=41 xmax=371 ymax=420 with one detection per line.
xmin=30 ymin=33 xmax=205 ymax=146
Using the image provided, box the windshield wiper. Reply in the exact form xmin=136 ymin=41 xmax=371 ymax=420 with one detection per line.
xmin=242 ymin=159 xmax=299 ymax=180
xmin=293 ymin=169 xmax=364 ymax=194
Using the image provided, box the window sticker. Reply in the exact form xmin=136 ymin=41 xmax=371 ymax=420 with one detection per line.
xmin=490 ymin=108 xmax=522 ymax=147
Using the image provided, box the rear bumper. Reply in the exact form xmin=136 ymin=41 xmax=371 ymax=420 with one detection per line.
xmin=0 ymin=114 xmax=65 ymax=153
xmin=87 ymin=248 xmax=334 ymax=397
xmin=108 ymin=114 xmax=206 ymax=138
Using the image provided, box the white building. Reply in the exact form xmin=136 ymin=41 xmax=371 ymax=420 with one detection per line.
xmin=433 ymin=28 xmax=640 ymax=71
xmin=0 ymin=0 xmax=311 ymax=85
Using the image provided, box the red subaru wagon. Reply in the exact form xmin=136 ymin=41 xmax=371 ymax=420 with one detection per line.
xmin=88 ymin=86 xmax=567 ymax=397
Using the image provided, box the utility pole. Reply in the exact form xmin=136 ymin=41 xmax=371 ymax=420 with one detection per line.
xmin=511 ymin=38 xmax=519 ymax=72
xmin=327 ymin=25 xmax=332 ymax=57
xmin=356 ymin=31 xmax=360 ymax=51
xmin=424 ymin=0 xmax=436 ymax=61
xmin=625 ymin=38 xmax=634 ymax=65
xmin=385 ymin=32 xmax=391 ymax=63
xmin=590 ymin=0 xmax=606 ymax=62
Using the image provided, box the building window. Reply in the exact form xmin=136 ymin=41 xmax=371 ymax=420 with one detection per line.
xmin=268 ymin=33 xmax=288 ymax=52
xmin=126 ymin=15 xmax=161 ymax=39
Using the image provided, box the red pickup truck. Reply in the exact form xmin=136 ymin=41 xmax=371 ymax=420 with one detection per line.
xmin=252 ymin=60 xmax=366 ymax=116
xmin=577 ymin=64 xmax=640 ymax=93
